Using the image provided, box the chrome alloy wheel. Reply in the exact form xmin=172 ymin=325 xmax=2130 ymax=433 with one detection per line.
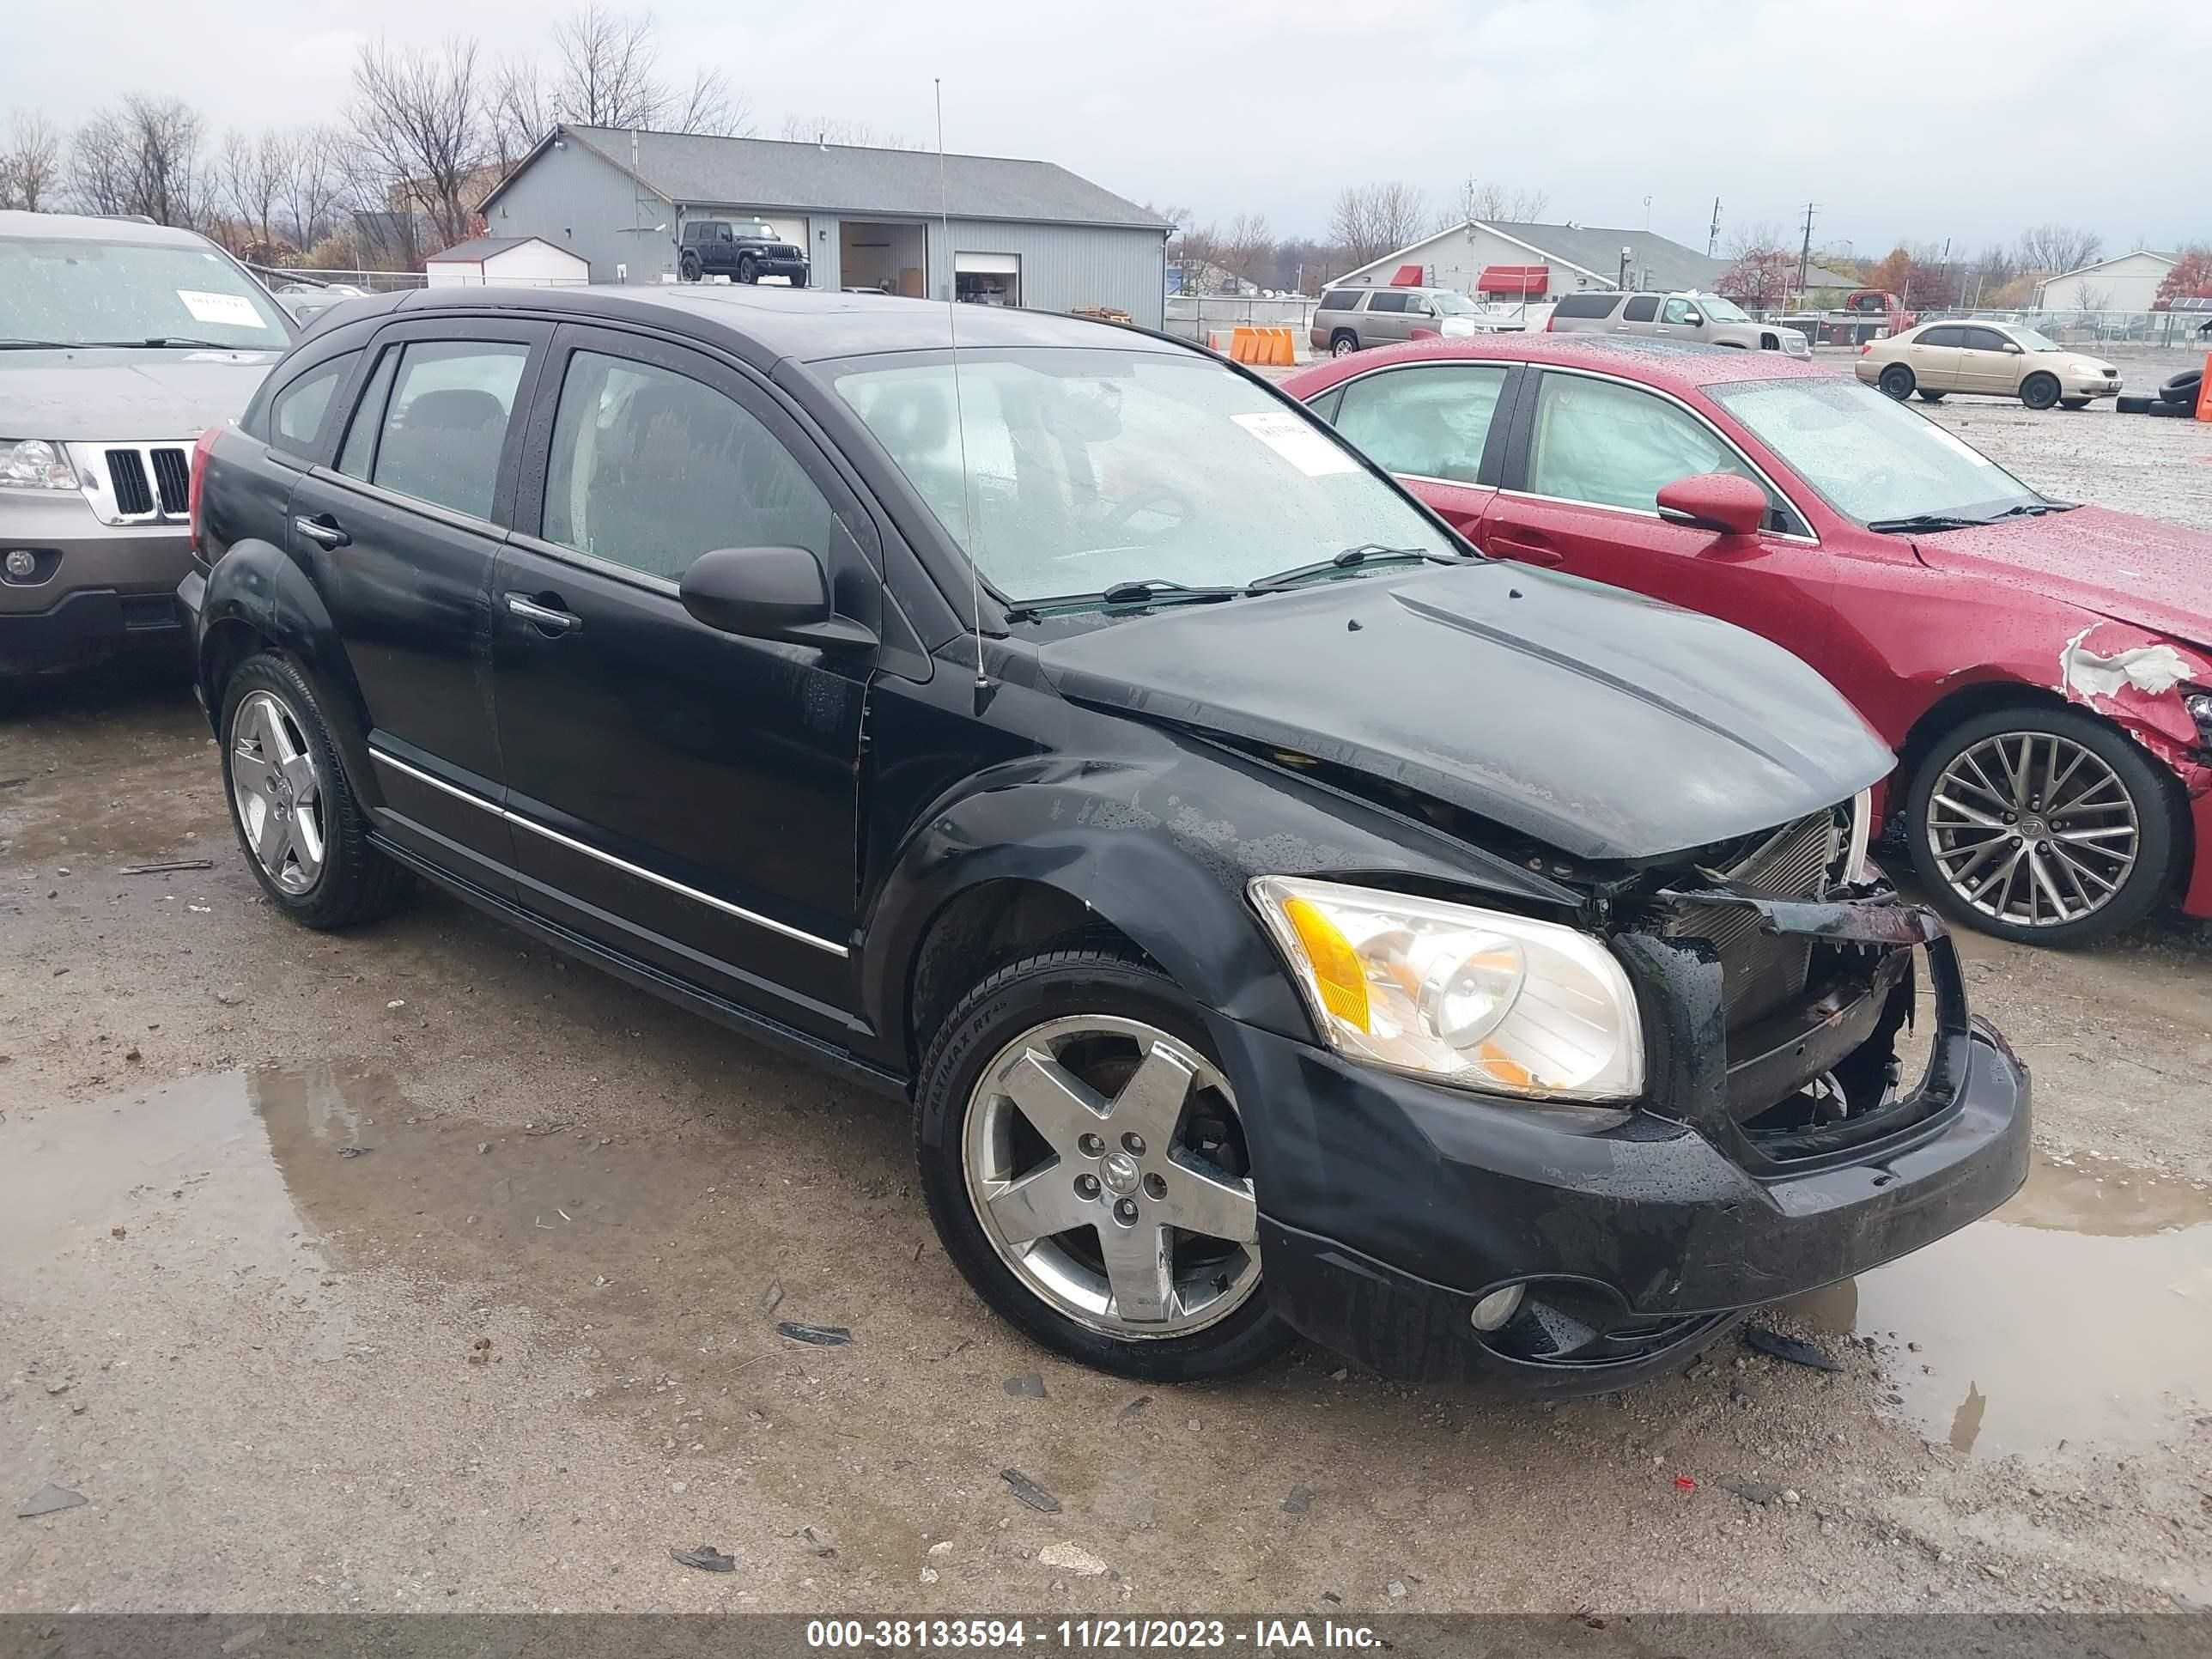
xmin=1925 ymin=731 xmax=2140 ymax=929
xmin=963 ymin=1015 xmax=1261 ymax=1339
xmin=228 ymin=689 xmax=328 ymax=895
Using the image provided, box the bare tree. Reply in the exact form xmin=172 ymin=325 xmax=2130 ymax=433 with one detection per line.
xmin=1443 ymin=177 xmax=1550 ymax=228
xmin=70 ymin=96 xmax=210 ymax=227
xmin=1329 ymin=181 xmax=1427 ymax=267
xmin=277 ymin=127 xmax=352 ymax=251
xmin=349 ymin=37 xmax=491 ymax=253
xmin=775 ymin=113 xmax=917 ymax=149
xmin=669 ymin=68 xmax=750 ymax=137
xmin=2015 ymin=223 xmax=2102 ymax=277
xmin=1723 ymin=218 xmax=1788 ymax=262
xmin=220 ymin=128 xmax=289 ymax=252
xmin=1215 ymin=213 xmax=1274 ymax=287
xmin=489 ymin=56 xmax=556 ymax=171
xmin=1 ymin=111 xmax=64 ymax=211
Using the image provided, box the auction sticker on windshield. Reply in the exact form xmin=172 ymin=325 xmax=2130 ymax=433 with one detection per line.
xmin=1231 ymin=410 xmax=1356 ymax=477
xmin=177 ymin=290 xmax=269 ymax=329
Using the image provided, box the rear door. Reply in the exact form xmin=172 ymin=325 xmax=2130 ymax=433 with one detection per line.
xmin=1321 ymin=362 xmax=1518 ymax=538
xmin=489 ymin=322 xmax=878 ymax=1036
xmin=1486 ymin=367 xmax=1835 ymax=672
xmin=1614 ymin=294 xmax=1661 ymax=337
xmin=1362 ymin=289 xmax=1415 ymax=343
xmin=1905 ymin=325 xmax=1966 ymax=392
xmin=289 ymin=316 xmax=548 ymax=893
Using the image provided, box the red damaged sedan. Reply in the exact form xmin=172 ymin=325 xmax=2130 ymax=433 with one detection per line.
xmin=1284 ymin=335 xmax=2212 ymax=945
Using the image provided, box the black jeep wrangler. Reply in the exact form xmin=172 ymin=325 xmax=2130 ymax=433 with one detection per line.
xmin=678 ymin=218 xmax=810 ymax=287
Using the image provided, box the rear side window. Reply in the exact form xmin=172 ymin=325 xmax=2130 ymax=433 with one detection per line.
xmin=1622 ymin=295 xmax=1659 ymax=323
xmin=1917 ymin=325 xmax=1965 ymax=349
xmin=336 ymin=348 xmax=398 ymax=478
xmin=543 ymin=349 xmax=833 ymax=581
xmin=365 ymin=342 xmax=529 ymax=520
xmin=1366 ymin=292 xmax=1413 ymax=313
xmin=1333 ymin=365 xmax=1510 ymax=485
xmin=1527 ymin=373 xmax=1771 ymax=516
xmin=1551 ymin=292 xmax=1621 ymax=319
xmin=1319 ymin=289 xmax=1366 ymax=312
xmin=268 ymin=352 xmax=357 ymax=455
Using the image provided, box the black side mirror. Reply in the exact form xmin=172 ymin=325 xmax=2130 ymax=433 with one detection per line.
xmin=680 ymin=546 xmax=876 ymax=651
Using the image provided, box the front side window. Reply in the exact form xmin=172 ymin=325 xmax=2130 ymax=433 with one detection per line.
xmin=1711 ymin=376 xmax=2039 ymax=526
xmin=1963 ymin=328 xmax=2013 ymax=352
xmin=831 ymin=349 xmax=1449 ymax=603
xmin=1661 ymin=298 xmax=1698 ymax=325
xmin=0 ymin=234 xmax=290 ymax=349
xmin=543 ymin=350 xmax=833 ymax=581
xmin=368 ymin=342 xmax=529 ymax=520
xmin=269 ymin=353 xmax=357 ymax=453
xmin=1527 ymin=373 xmax=1766 ymax=515
xmin=1622 ymin=295 xmax=1660 ymax=323
xmin=1333 ymin=365 xmax=1510 ymax=486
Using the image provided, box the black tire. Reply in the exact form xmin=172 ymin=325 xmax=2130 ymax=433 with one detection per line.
xmin=914 ymin=948 xmax=1299 ymax=1382
xmin=1878 ymin=362 xmax=1915 ymax=399
xmin=219 ymin=652 xmax=409 ymax=930
xmin=2148 ymin=398 xmax=2196 ymax=419
xmin=2020 ymin=372 xmax=2061 ymax=410
xmin=678 ymin=252 xmax=701 ymax=283
xmin=787 ymin=270 xmax=807 ymax=290
xmin=1905 ymin=704 xmax=2178 ymax=947
xmin=2116 ymin=394 xmax=2154 ymax=414
xmin=1329 ymin=330 xmax=1358 ymax=357
xmin=736 ymin=253 xmax=758 ymax=285
xmin=1917 ymin=390 xmax=1947 ymax=403
xmin=2159 ymin=369 xmax=2201 ymax=406
xmin=2059 ymin=398 xmax=2091 ymax=410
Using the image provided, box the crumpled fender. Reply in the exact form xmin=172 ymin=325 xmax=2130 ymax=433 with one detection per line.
xmin=2055 ymin=621 xmax=2211 ymax=788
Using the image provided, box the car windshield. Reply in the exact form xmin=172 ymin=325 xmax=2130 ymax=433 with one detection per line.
xmin=2006 ymin=326 xmax=2063 ymax=351
xmin=1711 ymin=376 xmax=2040 ymax=526
xmin=0 ymin=234 xmax=289 ymax=349
xmin=832 ymin=348 xmax=1450 ymax=603
xmin=1428 ymin=292 xmax=1480 ymax=315
xmin=1698 ymin=295 xmax=1751 ymax=323
xmin=736 ymin=222 xmax=778 ymax=240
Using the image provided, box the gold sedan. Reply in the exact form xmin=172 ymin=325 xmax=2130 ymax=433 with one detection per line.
xmin=1856 ymin=321 xmax=2122 ymax=410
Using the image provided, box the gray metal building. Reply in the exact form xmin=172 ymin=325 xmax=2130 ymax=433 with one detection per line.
xmin=479 ymin=125 xmax=1171 ymax=327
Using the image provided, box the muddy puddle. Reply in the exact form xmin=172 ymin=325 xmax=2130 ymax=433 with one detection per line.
xmin=1784 ymin=1150 xmax=2212 ymax=1457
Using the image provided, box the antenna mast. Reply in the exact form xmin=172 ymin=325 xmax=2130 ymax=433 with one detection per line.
xmin=936 ymin=78 xmax=988 ymax=692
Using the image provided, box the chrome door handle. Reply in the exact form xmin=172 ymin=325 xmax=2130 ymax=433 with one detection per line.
xmin=294 ymin=514 xmax=349 ymax=548
xmin=505 ymin=592 xmax=582 ymax=635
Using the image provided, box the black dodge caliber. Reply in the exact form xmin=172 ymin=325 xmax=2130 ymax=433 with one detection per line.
xmin=179 ymin=286 xmax=2029 ymax=1392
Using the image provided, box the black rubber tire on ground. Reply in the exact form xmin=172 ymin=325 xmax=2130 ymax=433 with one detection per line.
xmin=1917 ymin=390 xmax=1946 ymax=403
xmin=678 ymin=253 xmax=701 ymax=283
xmin=2020 ymin=373 xmax=2062 ymax=410
xmin=1904 ymin=703 xmax=2177 ymax=948
xmin=2159 ymin=368 xmax=2202 ymax=406
xmin=2116 ymin=394 xmax=2154 ymax=414
xmin=787 ymin=271 xmax=806 ymax=290
xmin=2149 ymin=399 xmax=2197 ymax=419
xmin=1330 ymin=331 xmax=1358 ymax=357
xmin=737 ymin=253 xmax=758 ymax=285
xmin=219 ymin=652 xmax=410 ymax=930
xmin=1878 ymin=362 xmax=1915 ymax=399
xmin=914 ymin=947 xmax=1301 ymax=1382
xmin=2060 ymin=398 xmax=2091 ymax=410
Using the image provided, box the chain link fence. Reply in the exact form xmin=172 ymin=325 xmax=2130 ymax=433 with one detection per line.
xmin=1164 ymin=295 xmax=1322 ymax=353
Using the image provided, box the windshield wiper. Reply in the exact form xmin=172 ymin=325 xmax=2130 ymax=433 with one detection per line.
xmin=1863 ymin=513 xmax=1988 ymax=536
xmin=1981 ymin=501 xmax=2076 ymax=520
xmin=1244 ymin=544 xmax=1451 ymax=594
xmin=1002 ymin=578 xmax=1243 ymax=623
xmin=0 ymin=338 xmax=81 ymax=349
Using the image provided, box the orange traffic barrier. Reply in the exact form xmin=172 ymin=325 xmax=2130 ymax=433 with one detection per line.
xmin=2198 ymin=349 xmax=2212 ymax=422
xmin=1222 ymin=326 xmax=1297 ymax=365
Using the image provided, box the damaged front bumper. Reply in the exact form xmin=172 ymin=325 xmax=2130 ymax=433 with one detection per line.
xmin=1231 ymin=886 xmax=2030 ymax=1395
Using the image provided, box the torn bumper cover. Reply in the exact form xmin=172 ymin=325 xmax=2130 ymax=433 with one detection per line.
xmin=1231 ymin=888 xmax=2029 ymax=1394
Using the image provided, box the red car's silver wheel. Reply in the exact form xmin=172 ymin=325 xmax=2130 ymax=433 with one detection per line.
xmin=1924 ymin=731 xmax=2138 ymax=929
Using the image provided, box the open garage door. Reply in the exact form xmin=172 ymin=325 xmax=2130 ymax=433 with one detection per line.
xmin=955 ymin=251 xmax=1019 ymax=307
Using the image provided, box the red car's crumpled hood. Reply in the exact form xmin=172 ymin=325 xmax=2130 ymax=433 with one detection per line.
xmin=1911 ymin=506 xmax=2212 ymax=649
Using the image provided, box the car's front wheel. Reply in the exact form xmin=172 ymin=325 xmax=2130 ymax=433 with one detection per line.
xmin=2021 ymin=372 xmax=2061 ymax=410
xmin=1878 ymin=362 xmax=1915 ymax=398
xmin=221 ymin=653 xmax=409 ymax=929
xmin=915 ymin=948 xmax=1297 ymax=1381
xmin=1905 ymin=705 xmax=2176 ymax=945
xmin=737 ymin=253 xmax=758 ymax=285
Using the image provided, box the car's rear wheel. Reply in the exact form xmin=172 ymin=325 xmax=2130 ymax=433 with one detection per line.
xmin=1330 ymin=331 xmax=1358 ymax=357
xmin=678 ymin=252 xmax=701 ymax=283
xmin=915 ymin=948 xmax=1297 ymax=1381
xmin=2020 ymin=372 xmax=2061 ymax=410
xmin=1905 ymin=705 xmax=2176 ymax=946
xmin=1917 ymin=389 xmax=1946 ymax=403
xmin=1878 ymin=362 xmax=1915 ymax=398
xmin=221 ymin=653 xmax=409 ymax=929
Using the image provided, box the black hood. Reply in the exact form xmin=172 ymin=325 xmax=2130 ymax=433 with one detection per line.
xmin=1035 ymin=562 xmax=1891 ymax=862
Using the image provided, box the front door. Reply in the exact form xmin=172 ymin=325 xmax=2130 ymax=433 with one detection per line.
xmin=490 ymin=323 xmax=878 ymax=1038
xmin=289 ymin=318 xmax=548 ymax=892
xmin=1954 ymin=325 xmax=2022 ymax=394
xmin=1486 ymin=368 xmax=1836 ymax=672
xmin=1322 ymin=361 xmax=1517 ymax=539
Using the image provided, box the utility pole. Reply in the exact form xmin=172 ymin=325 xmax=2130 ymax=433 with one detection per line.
xmin=1796 ymin=201 xmax=1816 ymax=298
xmin=1707 ymin=197 xmax=1722 ymax=258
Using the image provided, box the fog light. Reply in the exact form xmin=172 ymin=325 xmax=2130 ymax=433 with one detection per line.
xmin=1469 ymin=1284 xmax=1525 ymax=1332
xmin=3 ymin=549 xmax=35 ymax=580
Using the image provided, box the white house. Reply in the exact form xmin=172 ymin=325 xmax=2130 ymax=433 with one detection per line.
xmin=1328 ymin=220 xmax=1727 ymax=302
xmin=424 ymin=234 xmax=592 ymax=289
xmin=2035 ymin=250 xmax=2177 ymax=313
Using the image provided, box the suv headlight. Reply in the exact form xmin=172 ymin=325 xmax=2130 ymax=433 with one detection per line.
xmin=0 ymin=439 xmax=78 ymax=491
xmin=1249 ymin=877 xmax=1644 ymax=1103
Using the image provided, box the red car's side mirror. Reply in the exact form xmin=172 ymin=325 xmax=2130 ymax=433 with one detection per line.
xmin=1656 ymin=472 xmax=1768 ymax=538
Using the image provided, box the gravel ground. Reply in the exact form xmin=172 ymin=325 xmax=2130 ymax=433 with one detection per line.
xmin=4 ymin=393 xmax=2211 ymax=1615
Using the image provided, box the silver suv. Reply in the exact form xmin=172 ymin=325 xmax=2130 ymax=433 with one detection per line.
xmin=2 ymin=210 xmax=296 ymax=680
xmin=1547 ymin=289 xmax=1810 ymax=356
xmin=1310 ymin=285 xmax=1501 ymax=356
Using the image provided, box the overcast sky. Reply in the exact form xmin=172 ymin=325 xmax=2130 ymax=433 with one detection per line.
xmin=6 ymin=0 xmax=2207 ymax=258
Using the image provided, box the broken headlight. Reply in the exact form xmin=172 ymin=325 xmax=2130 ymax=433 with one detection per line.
xmin=1249 ymin=877 xmax=1644 ymax=1103
xmin=2187 ymin=690 xmax=2212 ymax=750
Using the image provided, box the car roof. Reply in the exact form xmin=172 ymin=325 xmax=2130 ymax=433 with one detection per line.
xmin=320 ymin=283 xmax=1191 ymax=373
xmin=1285 ymin=331 xmax=1836 ymax=398
xmin=0 ymin=209 xmax=220 ymax=247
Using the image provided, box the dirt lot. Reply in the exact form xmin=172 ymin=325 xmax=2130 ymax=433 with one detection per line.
xmin=4 ymin=398 xmax=2211 ymax=1616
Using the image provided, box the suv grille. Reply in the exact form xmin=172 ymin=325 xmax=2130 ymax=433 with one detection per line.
xmin=1661 ymin=811 xmax=1841 ymax=1029
xmin=98 ymin=444 xmax=192 ymax=522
